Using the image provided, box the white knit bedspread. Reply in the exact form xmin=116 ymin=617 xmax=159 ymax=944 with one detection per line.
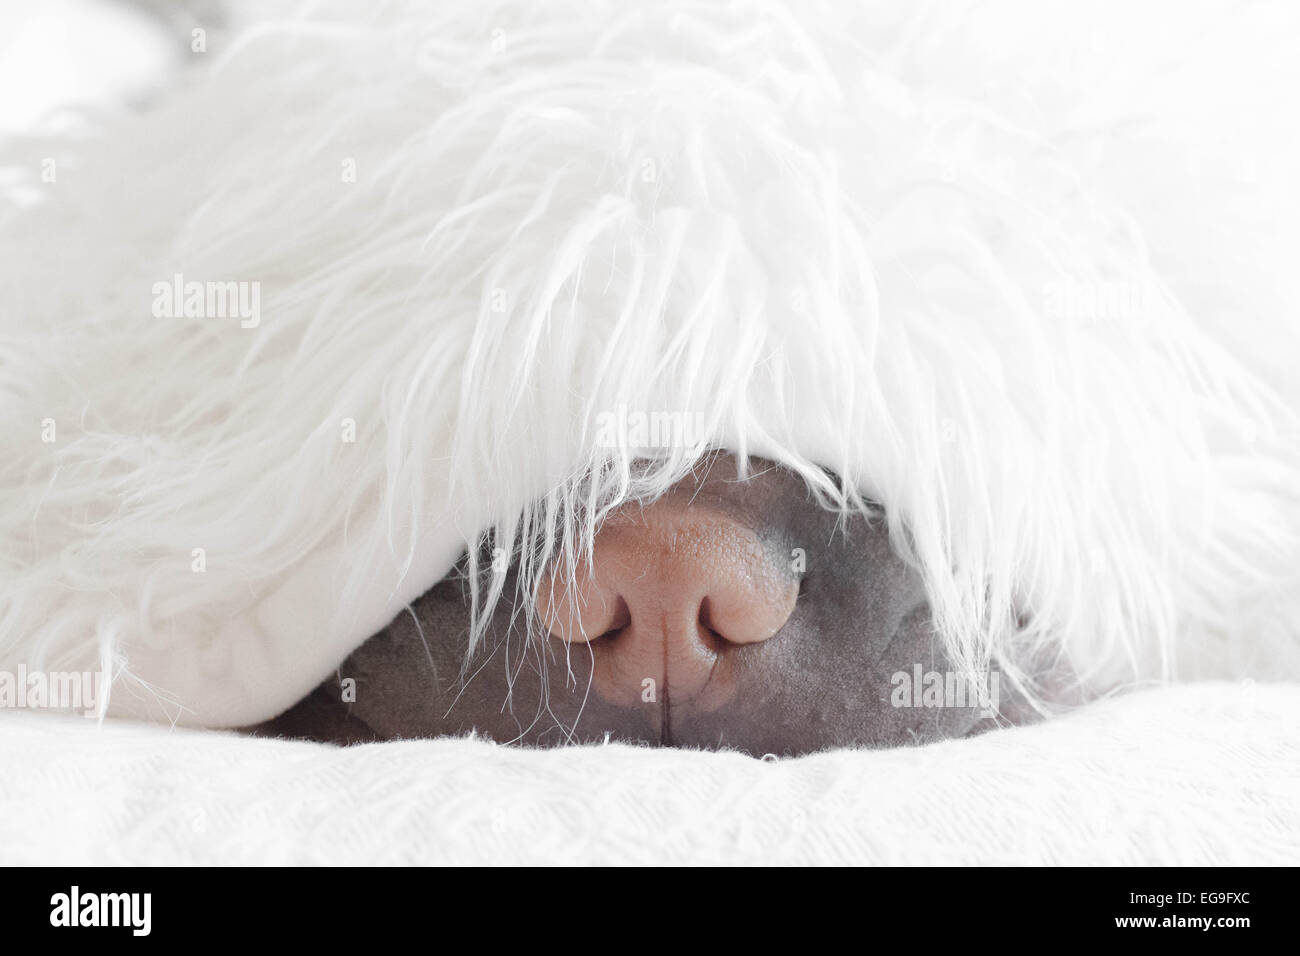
xmin=1 ymin=682 xmax=1296 ymax=865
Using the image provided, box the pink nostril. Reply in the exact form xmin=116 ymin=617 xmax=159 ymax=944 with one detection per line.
xmin=535 ymin=497 xmax=798 ymax=707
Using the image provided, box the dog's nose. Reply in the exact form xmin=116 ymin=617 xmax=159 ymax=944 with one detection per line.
xmin=536 ymin=495 xmax=798 ymax=708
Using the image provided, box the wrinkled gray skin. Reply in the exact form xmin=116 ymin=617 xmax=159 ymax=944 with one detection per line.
xmin=251 ymin=460 xmax=1034 ymax=755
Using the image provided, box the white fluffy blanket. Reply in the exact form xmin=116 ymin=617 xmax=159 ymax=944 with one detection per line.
xmin=3 ymin=0 xmax=1299 ymax=728
xmin=2 ymin=683 xmax=1295 ymax=865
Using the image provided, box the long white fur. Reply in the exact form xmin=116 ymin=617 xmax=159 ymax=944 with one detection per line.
xmin=1 ymin=0 xmax=1297 ymax=726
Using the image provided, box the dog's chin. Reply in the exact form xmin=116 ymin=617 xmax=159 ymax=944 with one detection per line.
xmin=252 ymin=569 xmax=1037 ymax=756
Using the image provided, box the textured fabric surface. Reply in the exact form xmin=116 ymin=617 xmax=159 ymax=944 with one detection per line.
xmin=1 ymin=682 xmax=1296 ymax=865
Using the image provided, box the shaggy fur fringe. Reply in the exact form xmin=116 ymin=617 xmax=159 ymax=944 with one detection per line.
xmin=1 ymin=0 xmax=1298 ymax=725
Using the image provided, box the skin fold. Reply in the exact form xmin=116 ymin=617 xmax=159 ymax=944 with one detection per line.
xmin=253 ymin=455 xmax=1032 ymax=755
